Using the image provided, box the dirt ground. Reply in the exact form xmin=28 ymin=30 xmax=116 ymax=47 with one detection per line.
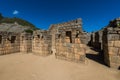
xmin=0 ymin=53 xmax=119 ymax=80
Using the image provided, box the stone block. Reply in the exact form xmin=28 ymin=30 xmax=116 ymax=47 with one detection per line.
xmin=78 ymin=51 xmax=85 ymax=55
xmin=114 ymin=40 xmax=120 ymax=47
xmin=67 ymin=53 xmax=74 ymax=59
xmin=75 ymin=38 xmax=81 ymax=44
xmin=108 ymin=47 xmax=119 ymax=55
xmin=65 ymin=37 xmax=70 ymax=43
xmin=107 ymin=41 xmax=114 ymax=47
xmin=75 ymin=54 xmax=80 ymax=60
xmin=79 ymin=55 xmax=85 ymax=62
xmin=110 ymin=56 xmax=119 ymax=63
xmin=114 ymin=34 xmax=120 ymax=40
xmin=118 ymin=48 xmax=120 ymax=56
xmin=110 ymin=63 xmax=120 ymax=69
xmin=107 ymin=34 xmax=115 ymax=41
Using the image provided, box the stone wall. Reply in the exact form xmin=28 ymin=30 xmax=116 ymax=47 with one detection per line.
xmin=20 ymin=32 xmax=32 ymax=53
xmin=0 ymin=18 xmax=86 ymax=62
xmin=103 ymin=18 xmax=120 ymax=69
xmin=55 ymin=37 xmax=85 ymax=62
xmin=49 ymin=18 xmax=86 ymax=62
xmin=88 ymin=30 xmax=103 ymax=50
xmin=1 ymin=17 xmax=120 ymax=69
xmin=32 ymin=30 xmax=52 ymax=56
xmin=0 ymin=31 xmax=20 ymax=55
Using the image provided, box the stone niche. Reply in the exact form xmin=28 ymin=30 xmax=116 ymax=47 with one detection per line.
xmin=32 ymin=30 xmax=52 ymax=56
xmin=20 ymin=32 xmax=32 ymax=53
xmin=0 ymin=31 xmax=20 ymax=55
xmin=103 ymin=19 xmax=120 ymax=69
xmin=53 ymin=18 xmax=86 ymax=63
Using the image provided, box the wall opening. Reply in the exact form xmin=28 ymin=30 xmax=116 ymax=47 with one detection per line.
xmin=22 ymin=36 xmax=24 ymax=43
xmin=118 ymin=66 xmax=120 ymax=70
xmin=41 ymin=36 xmax=44 ymax=40
xmin=0 ymin=35 xmax=2 ymax=44
xmin=58 ymin=34 xmax=61 ymax=38
xmin=11 ymin=36 xmax=16 ymax=43
xmin=22 ymin=36 xmax=24 ymax=40
xmin=76 ymin=34 xmax=79 ymax=38
xmin=37 ymin=35 xmax=40 ymax=38
xmin=95 ymin=32 xmax=100 ymax=42
xmin=66 ymin=31 xmax=72 ymax=43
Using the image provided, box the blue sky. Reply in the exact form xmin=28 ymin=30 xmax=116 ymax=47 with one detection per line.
xmin=0 ymin=0 xmax=120 ymax=32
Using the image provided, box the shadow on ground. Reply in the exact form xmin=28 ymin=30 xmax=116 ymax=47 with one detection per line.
xmin=86 ymin=50 xmax=107 ymax=67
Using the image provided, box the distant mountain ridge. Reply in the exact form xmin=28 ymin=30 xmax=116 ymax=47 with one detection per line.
xmin=0 ymin=13 xmax=39 ymax=33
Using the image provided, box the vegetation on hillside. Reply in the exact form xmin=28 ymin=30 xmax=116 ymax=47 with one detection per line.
xmin=0 ymin=13 xmax=40 ymax=33
xmin=0 ymin=13 xmax=3 ymax=21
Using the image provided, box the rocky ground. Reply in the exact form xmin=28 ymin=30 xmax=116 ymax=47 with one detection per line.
xmin=0 ymin=53 xmax=119 ymax=80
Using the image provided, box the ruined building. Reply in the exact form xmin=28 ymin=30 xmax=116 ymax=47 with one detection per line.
xmin=32 ymin=30 xmax=52 ymax=56
xmin=0 ymin=18 xmax=120 ymax=69
xmin=89 ymin=18 xmax=120 ymax=69
xmin=32 ymin=18 xmax=86 ymax=62
xmin=102 ymin=18 xmax=120 ymax=69
xmin=49 ymin=18 xmax=86 ymax=62
xmin=0 ymin=18 xmax=86 ymax=63
xmin=88 ymin=30 xmax=103 ymax=50
xmin=0 ymin=32 xmax=20 ymax=55
xmin=20 ymin=32 xmax=32 ymax=53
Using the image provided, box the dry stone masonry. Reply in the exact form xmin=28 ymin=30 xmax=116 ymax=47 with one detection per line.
xmin=103 ymin=18 xmax=120 ymax=69
xmin=20 ymin=32 xmax=32 ymax=53
xmin=88 ymin=30 xmax=103 ymax=50
xmin=88 ymin=18 xmax=120 ymax=69
xmin=0 ymin=18 xmax=120 ymax=69
xmin=49 ymin=18 xmax=86 ymax=62
xmin=0 ymin=31 xmax=20 ymax=55
xmin=32 ymin=30 xmax=52 ymax=56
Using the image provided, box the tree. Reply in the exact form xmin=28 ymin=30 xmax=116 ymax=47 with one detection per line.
xmin=0 ymin=13 xmax=3 ymax=21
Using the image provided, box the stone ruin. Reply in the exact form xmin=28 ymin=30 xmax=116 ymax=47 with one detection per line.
xmin=20 ymin=32 xmax=32 ymax=53
xmin=32 ymin=30 xmax=52 ymax=56
xmin=0 ymin=18 xmax=120 ymax=69
xmin=88 ymin=30 xmax=103 ymax=50
xmin=49 ymin=18 xmax=86 ymax=62
xmin=88 ymin=18 xmax=120 ymax=69
xmin=102 ymin=18 xmax=120 ymax=69
xmin=0 ymin=18 xmax=86 ymax=63
xmin=0 ymin=31 xmax=20 ymax=55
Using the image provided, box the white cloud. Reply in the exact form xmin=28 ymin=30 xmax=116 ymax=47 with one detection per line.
xmin=13 ymin=10 xmax=19 ymax=15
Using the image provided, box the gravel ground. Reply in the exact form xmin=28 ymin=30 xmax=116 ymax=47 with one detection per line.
xmin=0 ymin=53 xmax=119 ymax=80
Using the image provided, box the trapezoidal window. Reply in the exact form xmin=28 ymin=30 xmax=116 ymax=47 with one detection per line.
xmin=22 ymin=36 xmax=24 ymax=40
xmin=76 ymin=34 xmax=79 ymax=38
xmin=66 ymin=31 xmax=72 ymax=43
xmin=58 ymin=34 xmax=61 ymax=38
xmin=41 ymin=36 xmax=44 ymax=40
xmin=11 ymin=36 xmax=16 ymax=43
xmin=37 ymin=35 xmax=40 ymax=38
xmin=21 ymin=36 xmax=24 ymax=43
xmin=0 ymin=35 xmax=2 ymax=44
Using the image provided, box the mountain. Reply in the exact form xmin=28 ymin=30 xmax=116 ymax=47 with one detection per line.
xmin=0 ymin=13 xmax=39 ymax=33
